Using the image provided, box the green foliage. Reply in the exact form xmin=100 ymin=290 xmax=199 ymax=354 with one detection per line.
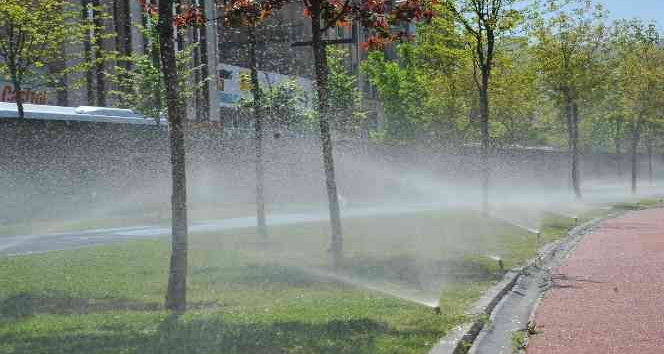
xmin=238 ymin=48 xmax=364 ymax=134
xmin=106 ymin=19 xmax=203 ymax=122
xmin=108 ymin=46 xmax=201 ymax=122
xmin=0 ymin=0 xmax=102 ymax=99
xmin=412 ymin=10 xmax=476 ymax=144
xmin=363 ymin=45 xmax=426 ymax=143
xmin=240 ymin=79 xmax=316 ymax=132
xmin=610 ymin=20 xmax=664 ymax=128
xmin=511 ymin=329 xmax=529 ymax=353
xmin=530 ymin=0 xmax=609 ymax=106
xmin=490 ymin=37 xmax=543 ymax=146
xmin=364 ymin=6 xmax=543 ymax=147
xmin=327 ymin=47 xmax=368 ymax=135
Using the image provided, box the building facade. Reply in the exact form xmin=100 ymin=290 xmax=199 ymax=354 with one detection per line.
xmin=1 ymin=0 xmax=379 ymax=129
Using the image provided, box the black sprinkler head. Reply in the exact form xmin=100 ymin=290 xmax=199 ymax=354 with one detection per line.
xmin=433 ymin=306 xmax=441 ymax=315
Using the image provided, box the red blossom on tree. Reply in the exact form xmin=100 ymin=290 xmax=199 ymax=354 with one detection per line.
xmin=300 ymin=0 xmax=436 ymax=51
xmin=224 ymin=0 xmax=288 ymax=27
xmin=137 ymin=0 xmax=205 ymax=27
xmin=174 ymin=3 xmax=206 ymax=27
xmin=138 ymin=0 xmax=159 ymax=16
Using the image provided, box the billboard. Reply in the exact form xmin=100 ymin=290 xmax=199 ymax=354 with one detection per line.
xmin=216 ymin=64 xmax=313 ymax=107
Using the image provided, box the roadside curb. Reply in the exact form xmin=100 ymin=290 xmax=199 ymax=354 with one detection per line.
xmin=429 ymin=215 xmax=606 ymax=354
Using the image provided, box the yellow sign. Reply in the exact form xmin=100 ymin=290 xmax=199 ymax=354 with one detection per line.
xmin=239 ymin=71 xmax=252 ymax=91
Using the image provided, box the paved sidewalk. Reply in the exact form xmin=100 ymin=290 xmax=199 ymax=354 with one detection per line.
xmin=528 ymin=208 xmax=664 ymax=354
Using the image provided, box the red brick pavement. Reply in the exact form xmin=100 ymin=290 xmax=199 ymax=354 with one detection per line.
xmin=528 ymin=208 xmax=664 ymax=354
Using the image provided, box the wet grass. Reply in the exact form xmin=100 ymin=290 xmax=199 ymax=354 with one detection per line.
xmin=0 ymin=208 xmax=586 ymax=354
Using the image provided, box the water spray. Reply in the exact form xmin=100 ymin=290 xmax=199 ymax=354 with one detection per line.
xmin=483 ymin=212 xmax=541 ymax=245
xmin=487 ymin=255 xmax=505 ymax=271
xmin=274 ymin=260 xmax=440 ymax=310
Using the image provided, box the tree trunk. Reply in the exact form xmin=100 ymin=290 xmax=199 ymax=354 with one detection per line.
xmin=11 ymin=74 xmax=24 ymax=119
xmin=564 ymin=93 xmax=581 ymax=199
xmin=248 ymin=26 xmax=268 ymax=240
xmin=479 ymin=71 xmax=490 ymax=215
xmin=50 ymin=50 xmax=69 ymax=106
xmin=56 ymin=82 xmax=69 ymax=106
xmin=82 ymin=0 xmax=95 ymax=105
xmin=114 ymin=0 xmax=133 ymax=72
xmin=149 ymin=8 xmax=162 ymax=124
xmin=192 ymin=22 xmax=202 ymax=121
xmin=571 ymin=102 xmax=581 ymax=199
xmin=92 ymin=0 xmax=106 ymax=106
xmin=159 ymin=0 xmax=189 ymax=314
xmin=615 ymin=118 xmax=623 ymax=181
xmin=630 ymin=116 xmax=642 ymax=194
xmin=198 ymin=0 xmax=210 ymax=121
xmin=311 ymin=3 xmax=343 ymax=269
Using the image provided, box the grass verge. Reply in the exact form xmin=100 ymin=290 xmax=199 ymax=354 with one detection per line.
xmin=0 ymin=207 xmax=600 ymax=354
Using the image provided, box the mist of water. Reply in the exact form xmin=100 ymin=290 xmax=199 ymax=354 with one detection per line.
xmin=2 ymin=121 xmax=664 ymax=309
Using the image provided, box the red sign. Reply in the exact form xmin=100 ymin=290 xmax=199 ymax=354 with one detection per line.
xmin=1 ymin=84 xmax=48 ymax=105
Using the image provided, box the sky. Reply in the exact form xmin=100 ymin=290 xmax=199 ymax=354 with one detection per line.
xmin=600 ymin=0 xmax=663 ymax=25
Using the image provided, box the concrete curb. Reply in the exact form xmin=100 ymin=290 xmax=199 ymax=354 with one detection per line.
xmin=471 ymin=216 xmax=605 ymax=354
xmin=429 ymin=215 xmax=605 ymax=354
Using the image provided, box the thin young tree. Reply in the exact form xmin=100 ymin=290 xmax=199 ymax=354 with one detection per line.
xmin=302 ymin=0 xmax=434 ymax=268
xmin=442 ymin=0 xmax=521 ymax=213
xmin=611 ymin=20 xmax=664 ymax=194
xmin=531 ymin=0 xmax=609 ymax=199
xmin=224 ymin=0 xmax=288 ymax=241
xmin=155 ymin=0 xmax=205 ymax=313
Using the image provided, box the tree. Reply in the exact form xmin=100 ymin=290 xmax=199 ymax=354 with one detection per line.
xmin=303 ymin=0 xmax=434 ymax=268
xmin=107 ymin=7 xmax=203 ymax=125
xmin=611 ymin=20 xmax=664 ymax=194
xmin=192 ymin=0 xmax=212 ymax=122
xmin=224 ymin=0 xmax=289 ymax=240
xmin=0 ymin=0 xmax=89 ymax=118
xmin=443 ymin=0 xmax=522 ymax=213
xmin=363 ymin=44 xmax=428 ymax=143
xmin=241 ymin=79 xmax=316 ymax=132
xmin=155 ymin=0 xmax=205 ymax=313
xmin=326 ymin=47 xmax=367 ymax=135
xmin=413 ymin=9 xmax=478 ymax=146
xmin=490 ymin=36 xmax=541 ymax=146
xmin=531 ymin=0 xmax=608 ymax=199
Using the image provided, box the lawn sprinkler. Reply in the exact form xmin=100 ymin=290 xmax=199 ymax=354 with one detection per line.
xmin=573 ymin=217 xmax=579 ymax=225
xmin=433 ymin=306 xmax=441 ymax=315
xmin=487 ymin=255 xmax=504 ymax=271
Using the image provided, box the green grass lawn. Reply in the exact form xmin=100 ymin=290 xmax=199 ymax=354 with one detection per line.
xmin=0 ymin=208 xmax=589 ymax=354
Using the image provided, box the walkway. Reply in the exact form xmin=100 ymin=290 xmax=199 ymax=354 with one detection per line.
xmin=528 ymin=208 xmax=664 ymax=353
